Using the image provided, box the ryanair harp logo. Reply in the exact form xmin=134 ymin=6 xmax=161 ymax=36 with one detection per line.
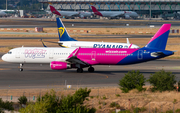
xmin=58 ymin=27 xmax=65 ymax=38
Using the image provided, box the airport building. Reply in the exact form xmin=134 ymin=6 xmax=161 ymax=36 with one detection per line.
xmin=39 ymin=0 xmax=180 ymax=18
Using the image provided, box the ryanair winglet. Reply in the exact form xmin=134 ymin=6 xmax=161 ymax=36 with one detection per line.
xmin=41 ymin=39 xmax=47 ymax=47
xmin=56 ymin=18 xmax=77 ymax=41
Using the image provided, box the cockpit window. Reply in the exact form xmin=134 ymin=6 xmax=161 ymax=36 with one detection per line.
xmin=8 ymin=51 xmax=12 ymax=54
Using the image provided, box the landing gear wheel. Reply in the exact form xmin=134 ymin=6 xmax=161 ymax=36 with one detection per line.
xmin=77 ymin=68 xmax=83 ymax=73
xmin=20 ymin=68 xmax=23 ymax=72
xmin=88 ymin=67 xmax=94 ymax=72
xmin=19 ymin=63 xmax=23 ymax=72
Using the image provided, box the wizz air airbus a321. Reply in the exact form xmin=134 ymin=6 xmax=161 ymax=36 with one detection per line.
xmin=2 ymin=24 xmax=174 ymax=72
xmin=55 ymin=18 xmax=139 ymax=49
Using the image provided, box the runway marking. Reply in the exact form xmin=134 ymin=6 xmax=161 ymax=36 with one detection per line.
xmin=95 ymin=74 xmax=108 ymax=79
xmin=157 ymin=66 xmax=180 ymax=70
xmin=34 ymin=71 xmax=109 ymax=79
xmin=0 ymin=68 xmax=10 ymax=70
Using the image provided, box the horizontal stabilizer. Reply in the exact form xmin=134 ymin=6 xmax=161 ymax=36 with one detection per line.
xmin=151 ymin=51 xmax=174 ymax=57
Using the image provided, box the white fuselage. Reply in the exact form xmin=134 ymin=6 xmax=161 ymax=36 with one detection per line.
xmin=124 ymin=11 xmax=138 ymax=18
xmin=100 ymin=11 xmax=124 ymax=17
xmin=59 ymin=41 xmax=139 ymax=48
xmin=58 ymin=11 xmax=79 ymax=17
xmin=79 ymin=11 xmax=92 ymax=17
xmin=58 ymin=11 xmax=92 ymax=17
xmin=99 ymin=11 xmax=138 ymax=18
xmin=2 ymin=47 xmax=76 ymax=64
xmin=0 ymin=11 xmax=6 ymax=16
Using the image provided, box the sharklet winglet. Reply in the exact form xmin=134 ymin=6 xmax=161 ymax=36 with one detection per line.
xmin=41 ymin=39 xmax=47 ymax=47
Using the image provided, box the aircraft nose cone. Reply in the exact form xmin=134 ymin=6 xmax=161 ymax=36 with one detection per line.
xmin=1 ymin=55 xmax=6 ymax=61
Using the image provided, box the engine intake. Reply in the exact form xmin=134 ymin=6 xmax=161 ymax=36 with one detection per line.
xmin=50 ymin=61 xmax=71 ymax=70
xmin=125 ymin=15 xmax=130 ymax=19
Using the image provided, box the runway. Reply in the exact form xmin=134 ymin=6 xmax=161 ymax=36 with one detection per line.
xmin=0 ymin=18 xmax=180 ymax=28
xmin=0 ymin=53 xmax=180 ymax=89
xmin=0 ymin=34 xmax=179 ymax=40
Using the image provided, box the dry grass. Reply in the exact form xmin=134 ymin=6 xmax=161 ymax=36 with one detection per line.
xmin=34 ymin=27 xmax=180 ymax=35
xmin=0 ymin=27 xmax=180 ymax=35
xmin=1 ymin=87 xmax=180 ymax=112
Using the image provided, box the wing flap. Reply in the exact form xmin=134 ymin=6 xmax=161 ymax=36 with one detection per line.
xmin=66 ymin=56 xmax=89 ymax=65
xmin=66 ymin=56 xmax=99 ymax=66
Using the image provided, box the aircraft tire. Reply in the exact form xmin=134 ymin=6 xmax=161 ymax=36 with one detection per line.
xmin=20 ymin=68 xmax=23 ymax=72
xmin=88 ymin=67 xmax=94 ymax=72
xmin=77 ymin=68 xmax=83 ymax=73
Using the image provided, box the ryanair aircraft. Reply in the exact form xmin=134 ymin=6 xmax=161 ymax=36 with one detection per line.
xmin=56 ymin=18 xmax=139 ymax=49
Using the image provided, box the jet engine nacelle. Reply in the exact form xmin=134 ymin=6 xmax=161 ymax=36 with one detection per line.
xmin=50 ymin=61 xmax=71 ymax=70
xmin=125 ymin=15 xmax=130 ymax=19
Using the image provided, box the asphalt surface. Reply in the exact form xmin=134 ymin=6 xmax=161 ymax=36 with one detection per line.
xmin=0 ymin=34 xmax=179 ymax=40
xmin=0 ymin=53 xmax=180 ymax=89
xmin=0 ymin=18 xmax=180 ymax=28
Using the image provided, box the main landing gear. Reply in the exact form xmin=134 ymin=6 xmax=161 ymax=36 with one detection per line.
xmin=77 ymin=68 xmax=83 ymax=73
xmin=76 ymin=67 xmax=95 ymax=73
xmin=19 ymin=63 xmax=23 ymax=72
xmin=88 ymin=66 xmax=94 ymax=72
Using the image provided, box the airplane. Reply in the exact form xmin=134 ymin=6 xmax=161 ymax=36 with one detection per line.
xmin=49 ymin=5 xmax=92 ymax=19
xmin=0 ymin=10 xmax=6 ymax=16
xmin=2 ymin=24 xmax=174 ymax=73
xmin=160 ymin=12 xmax=180 ymax=20
xmin=49 ymin=5 xmax=79 ymax=19
xmin=79 ymin=11 xmax=92 ymax=18
xmin=55 ymin=18 xmax=140 ymax=49
xmin=91 ymin=6 xmax=138 ymax=19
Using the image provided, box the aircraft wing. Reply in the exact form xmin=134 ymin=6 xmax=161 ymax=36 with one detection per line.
xmin=66 ymin=56 xmax=99 ymax=66
xmin=66 ymin=47 xmax=99 ymax=66
xmin=66 ymin=56 xmax=89 ymax=65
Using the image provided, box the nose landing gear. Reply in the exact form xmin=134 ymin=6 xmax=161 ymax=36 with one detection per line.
xmin=19 ymin=63 xmax=23 ymax=72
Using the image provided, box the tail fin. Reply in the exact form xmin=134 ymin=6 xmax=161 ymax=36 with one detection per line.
xmin=49 ymin=5 xmax=61 ymax=16
xmin=145 ymin=24 xmax=171 ymax=50
xmin=91 ymin=6 xmax=103 ymax=16
xmin=56 ymin=18 xmax=77 ymax=41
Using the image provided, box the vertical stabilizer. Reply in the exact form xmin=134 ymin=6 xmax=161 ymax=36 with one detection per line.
xmin=56 ymin=18 xmax=77 ymax=41
xmin=145 ymin=24 xmax=171 ymax=50
xmin=49 ymin=5 xmax=61 ymax=16
xmin=91 ymin=6 xmax=103 ymax=16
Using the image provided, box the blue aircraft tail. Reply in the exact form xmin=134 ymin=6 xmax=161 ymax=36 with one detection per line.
xmin=56 ymin=18 xmax=77 ymax=41
xmin=145 ymin=24 xmax=171 ymax=50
